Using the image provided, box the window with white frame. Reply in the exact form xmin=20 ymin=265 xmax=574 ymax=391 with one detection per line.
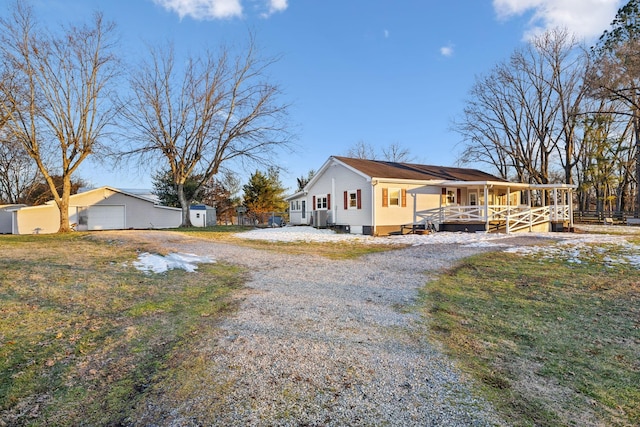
xmin=446 ymin=188 xmax=457 ymax=205
xmin=316 ymin=195 xmax=328 ymax=210
xmin=348 ymin=191 xmax=357 ymax=209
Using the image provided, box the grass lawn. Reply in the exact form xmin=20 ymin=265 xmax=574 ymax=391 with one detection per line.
xmin=0 ymin=233 xmax=244 ymax=426
xmin=420 ymin=239 xmax=640 ymax=427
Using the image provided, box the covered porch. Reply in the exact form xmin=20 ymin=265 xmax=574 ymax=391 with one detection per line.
xmin=409 ymin=181 xmax=576 ymax=233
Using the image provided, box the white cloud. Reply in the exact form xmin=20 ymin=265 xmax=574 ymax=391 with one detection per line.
xmin=493 ymin=0 xmax=623 ymax=40
xmin=261 ymin=0 xmax=288 ymax=17
xmin=440 ymin=43 xmax=454 ymax=57
xmin=268 ymin=0 xmax=288 ymax=14
xmin=153 ymin=0 xmax=289 ymax=20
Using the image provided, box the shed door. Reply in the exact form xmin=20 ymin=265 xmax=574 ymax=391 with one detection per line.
xmin=88 ymin=205 xmax=125 ymax=230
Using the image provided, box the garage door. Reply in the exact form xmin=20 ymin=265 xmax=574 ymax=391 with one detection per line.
xmin=88 ymin=205 xmax=125 ymax=230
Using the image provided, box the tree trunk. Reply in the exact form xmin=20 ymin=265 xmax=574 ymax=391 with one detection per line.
xmin=635 ymin=112 xmax=640 ymax=217
xmin=56 ymin=175 xmax=73 ymax=233
xmin=177 ymin=183 xmax=193 ymax=227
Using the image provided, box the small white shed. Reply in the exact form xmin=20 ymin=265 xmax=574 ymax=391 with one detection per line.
xmin=189 ymin=204 xmax=217 ymax=227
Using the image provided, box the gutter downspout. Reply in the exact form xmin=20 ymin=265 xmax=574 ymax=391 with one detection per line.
xmin=371 ymin=179 xmax=377 ymax=236
xmin=331 ymin=177 xmax=336 ymax=225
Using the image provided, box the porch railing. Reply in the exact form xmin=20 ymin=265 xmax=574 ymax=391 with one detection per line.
xmin=507 ymin=206 xmax=549 ymax=233
xmin=414 ymin=204 xmax=571 ymax=233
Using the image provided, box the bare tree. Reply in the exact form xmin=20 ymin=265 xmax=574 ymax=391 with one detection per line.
xmin=381 ymin=142 xmax=416 ymax=163
xmin=0 ymin=133 xmax=40 ymax=203
xmin=0 ymin=2 xmax=120 ymax=232
xmin=590 ymin=0 xmax=640 ymax=215
xmin=454 ymin=28 xmax=590 ymax=188
xmin=123 ymin=36 xmax=291 ymax=227
xmin=345 ymin=140 xmax=415 ymax=163
xmin=345 ymin=140 xmax=376 ymax=160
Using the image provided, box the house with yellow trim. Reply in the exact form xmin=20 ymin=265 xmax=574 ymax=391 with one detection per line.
xmin=286 ymin=156 xmax=575 ymax=235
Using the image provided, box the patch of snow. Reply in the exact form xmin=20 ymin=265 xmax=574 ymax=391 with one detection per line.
xmin=235 ymin=226 xmax=383 ymax=244
xmin=233 ymin=225 xmax=640 ymax=268
xmin=133 ymin=252 xmax=214 ymax=274
xmin=235 ymin=226 xmax=519 ymax=246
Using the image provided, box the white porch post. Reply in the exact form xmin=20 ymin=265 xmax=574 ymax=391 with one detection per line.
xmin=569 ymin=188 xmax=574 ymax=229
xmin=484 ymin=184 xmax=490 ymax=232
xmin=439 ymin=187 xmax=443 ymax=224
xmin=552 ymin=187 xmax=558 ymax=221
xmin=506 ymin=186 xmax=511 ymax=233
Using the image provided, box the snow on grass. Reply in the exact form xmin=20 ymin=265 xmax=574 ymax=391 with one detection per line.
xmin=234 ymin=226 xmax=517 ymax=246
xmin=133 ymin=252 xmax=214 ymax=274
xmin=234 ymin=225 xmax=640 ymax=268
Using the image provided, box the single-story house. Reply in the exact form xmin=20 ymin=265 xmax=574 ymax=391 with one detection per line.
xmin=7 ymin=186 xmax=182 ymax=234
xmin=189 ymin=204 xmax=217 ymax=227
xmin=286 ymin=156 xmax=575 ymax=235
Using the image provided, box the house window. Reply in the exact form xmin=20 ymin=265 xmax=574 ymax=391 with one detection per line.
xmin=382 ymin=188 xmax=406 ymax=207
xmin=301 ymin=201 xmax=306 ymax=218
xmin=349 ymin=192 xmax=357 ymax=208
xmin=316 ymin=195 xmax=328 ymax=210
xmin=469 ymin=192 xmax=477 ymax=206
xmin=389 ymin=188 xmax=401 ymax=206
xmin=344 ymin=189 xmax=362 ymax=209
xmin=78 ymin=206 xmax=88 ymax=226
xmin=446 ymin=188 xmax=457 ymax=205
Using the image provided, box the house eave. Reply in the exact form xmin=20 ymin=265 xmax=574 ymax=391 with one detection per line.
xmin=284 ymin=190 xmax=307 ymax=201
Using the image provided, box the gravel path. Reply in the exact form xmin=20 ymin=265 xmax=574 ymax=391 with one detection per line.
xmin=112 ymin=231 xmax=529 ymax=426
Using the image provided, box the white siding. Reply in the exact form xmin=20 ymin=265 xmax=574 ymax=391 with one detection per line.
xmin=306 ymin=160 xmax=372 ymax=232
xmin=288 ymin=195 xmax=310 ymax=225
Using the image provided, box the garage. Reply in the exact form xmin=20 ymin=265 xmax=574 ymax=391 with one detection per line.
xmin=88 ymin=205 xmax=125 ymax=230
xmin=11 ymin=187 xmax=182 ymax=234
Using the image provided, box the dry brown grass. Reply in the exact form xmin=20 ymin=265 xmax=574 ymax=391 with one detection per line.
xmin=0 ymin=233 xmax=244 ymax=426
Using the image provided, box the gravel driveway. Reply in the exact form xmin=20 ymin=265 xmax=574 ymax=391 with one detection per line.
xmin=113 ymin=231 xmax=525 ymax=426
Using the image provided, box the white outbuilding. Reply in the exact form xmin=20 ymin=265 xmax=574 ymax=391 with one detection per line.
xmin=7 ymin=186 xmax=182 ymax=234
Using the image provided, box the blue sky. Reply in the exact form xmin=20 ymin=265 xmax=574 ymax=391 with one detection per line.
xmin=27 ymin=0 xmax=625 ymax=192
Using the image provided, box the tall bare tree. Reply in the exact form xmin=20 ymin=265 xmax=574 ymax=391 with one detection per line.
xmin=0 ymin=133 xmax=40 ymax=204
xmin=381 ymin=142 xmax=416 ymax=163
xmin=345 ymin=140 xmax=376 ymax=160
xmin=345 ymin=140 xmax=415 ymax=162
xmin=591 ymin=0 xmax=640 ymax=215
xmin=123 ymin=36 xmax=291 ymax=227
xmin=0 ymin=2 xmax=120 ymax=232
xmin=455 ymin=28 xmax=590 ymax=187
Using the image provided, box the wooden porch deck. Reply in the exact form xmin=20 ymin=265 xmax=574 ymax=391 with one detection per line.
xmin=413 ymin=205 xmax=573 ymax=233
